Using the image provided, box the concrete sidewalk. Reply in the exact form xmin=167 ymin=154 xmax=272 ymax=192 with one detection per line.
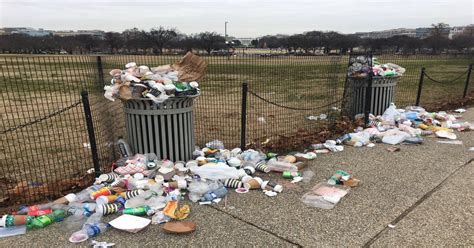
xmin=1 ymin=109 xmax=473 ymax=247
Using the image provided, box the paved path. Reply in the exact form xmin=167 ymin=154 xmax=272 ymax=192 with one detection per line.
xmin=1 ymin=109 xmax=473 ymax=247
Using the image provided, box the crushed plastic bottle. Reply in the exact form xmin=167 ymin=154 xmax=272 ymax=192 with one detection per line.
xmin=201 ymin=187 xmax=228 ymax=202
xmin=69 ymin=223 xmax=110 ymax=243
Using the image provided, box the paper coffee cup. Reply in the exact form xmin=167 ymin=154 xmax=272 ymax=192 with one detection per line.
xmin=240 ymin=175 xmax=253 ymax=184
xmin=186 ymin=160 xmax=198 ymax=168
xmin=177 ymin=180 xmax=187 ymax=189
xmin=224 ymin=179 xmax=243 ymax=188
xmin=243 ymin=166 xmax=255 ymax=175
xmin=261 ymin=181 xmax=283 ymax=193
xmin=247 ymin=179 xmax=261 ymax=189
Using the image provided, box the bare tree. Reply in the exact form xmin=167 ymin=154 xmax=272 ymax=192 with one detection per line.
xmin=148 ymin=26 xmax=178 ymax=54
xmin=104 ymin=32 xmax=123 ymax=53
xmin=195 ymin=32 xmax=225 ymax=54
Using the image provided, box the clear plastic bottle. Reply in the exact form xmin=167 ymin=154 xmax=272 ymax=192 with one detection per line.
xmin=17 ymin=203 xmax=54 ymax=215
xmin=201 ymin=187 xmax=228 ymax=201
xmin=69 ymin=223 xmax=110 ymax=243
xmin=73 ymin=184 xmax=105 ymax=203
xmin=266 ymin=159 xmax=298 ymax=172
xmin=116 ymin=138 xmax=132 ymax=158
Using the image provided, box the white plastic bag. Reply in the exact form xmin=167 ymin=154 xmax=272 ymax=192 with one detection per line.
xmin=381 ymin=103 xmax=400 ymax=124
xmin=190 ymin=163 xmax=240 ymax=181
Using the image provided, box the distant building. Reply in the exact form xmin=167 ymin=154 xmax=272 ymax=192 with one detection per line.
xmin=415 ymin=27 xmax=450 ymax=39
xmin=355 ymin=28 xmax=416 ymax=39
xmin=53 ymin=30 xmax=105 ymax=39
xmin=76 ymin=30 xmax=105 ymax=39
xmin=236 ymin=38 xmax=253 ymax=47
xmin=53 ymin=30 xmax=76 ymax=37
xmin=449 ymin=25 xmax=474 ymax=39
xmin=0 ymin=27 xmax=51 ymax=36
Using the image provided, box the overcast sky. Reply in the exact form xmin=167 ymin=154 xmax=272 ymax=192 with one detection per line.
xmin=1 ymin=0 xmax=473 ymax=37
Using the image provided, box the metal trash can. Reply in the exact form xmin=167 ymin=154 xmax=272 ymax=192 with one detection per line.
xmin=347 ymin=76 xmax=399 ymax=116
xmin=123 ymin=95 xmax=198 ymax=161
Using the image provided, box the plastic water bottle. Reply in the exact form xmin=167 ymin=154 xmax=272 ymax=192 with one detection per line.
xmin=17 ymin=203 xmax=54 ymax=215
xmin=27 ymin=209 xmax=67 ymax=230
xmin=266 ymin=159 xmax=298 ymax=172
xmin=61 ymin=206 xmax=91 ymax=232
xmin=116 ymin=138 xmax=132 ymax=158
xmin=73 ymin=184 xmax=105 ymax=203
xmin=201 ymin=187 xmax=228 ymax=201
xmin=69 ymin=223 xmax=110 ymax=243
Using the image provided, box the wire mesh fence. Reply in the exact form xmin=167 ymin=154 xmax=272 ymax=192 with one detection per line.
xmin=0 ymin=53 xmax=472 ymax=208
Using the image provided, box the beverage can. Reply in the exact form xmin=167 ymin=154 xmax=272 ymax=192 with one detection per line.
xmin=282 ymin=171 xmax=302 ymax=179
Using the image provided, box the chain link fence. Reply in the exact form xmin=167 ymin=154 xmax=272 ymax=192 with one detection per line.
xmin=0 ymin=53 xmax=472 ymax=208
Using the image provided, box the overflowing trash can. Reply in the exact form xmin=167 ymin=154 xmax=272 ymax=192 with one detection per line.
xmin=345 ymin=55 xmax=405 ymax=117
xmin=347 ymin=76 xmax=399 ymax=116
xmin=123 ymin=95 xmax=198 ymax=161
xmin=103 ymin=52 xmax=208 ymax=161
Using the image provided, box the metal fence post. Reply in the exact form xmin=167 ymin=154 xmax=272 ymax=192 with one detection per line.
xmin=415 ymin=67 xmax=425 ymax=106
xmin=463 ymin=64 xmax=472 ymax=98
xmin=364 ymin=54 xmax=373 ymax=126
xmin=81 ymin=90 xmax=101 ymax=176
xmin=240 ymin=82 xmax=248 ymax=150
xmin=96 ymin=56 xmax=104 ymax=85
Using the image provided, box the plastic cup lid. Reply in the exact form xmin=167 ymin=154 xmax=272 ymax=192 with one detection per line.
xmin=133 ymin=173 xmax=144 ymax=180
xmin=98 ymin=174 xmax=108 ymax=182
xmin=69 ymin=230 xmax=88 ymax=243
xmin=236 ymin=187 xmax=249 ymax=193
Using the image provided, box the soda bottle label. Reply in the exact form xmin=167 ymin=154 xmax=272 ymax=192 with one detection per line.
xmin=209 ymin=192 xmax=217 ymax=199
xmin=89 ymin=225 xmax=101 ymax=237
xmin=28 ymin=209 xmax=52 ymax=216
xmin=36 ymin=215 xmax=53 ymax=226
xmin=28 ymin=205 xmax=39 ymax=212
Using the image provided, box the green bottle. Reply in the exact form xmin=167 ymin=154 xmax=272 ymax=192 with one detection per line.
xmin=27 ymin=209 xmax=67 ymax=230
xmin=122 ymin=206 xmax=152 ymax=216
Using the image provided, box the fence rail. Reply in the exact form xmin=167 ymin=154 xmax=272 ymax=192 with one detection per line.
xmin=0 ymin=53 xmax=472 ymax=208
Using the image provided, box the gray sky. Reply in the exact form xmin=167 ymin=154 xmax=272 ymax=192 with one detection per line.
xmin=1 ymin=0 xmax=473 ymax=37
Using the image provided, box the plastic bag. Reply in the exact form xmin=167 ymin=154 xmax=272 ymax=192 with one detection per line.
xmin=103 ymin=85 xmax=119 ymax=102
xmin=301 ymin=183 xmax=350 ymax=209
xmin=190 ymin=163 xmax=240 ymax=181
xmin=187 ymin=181 xmax=220 ymax=202
xmin=381 ymin=103 xmax=400 ymax=124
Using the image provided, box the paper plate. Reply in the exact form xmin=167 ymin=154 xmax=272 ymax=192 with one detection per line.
xmin=435 ymin=130 xmax=457 ymax=140
xmin=109 ymin=214 xmax=151 ymax=233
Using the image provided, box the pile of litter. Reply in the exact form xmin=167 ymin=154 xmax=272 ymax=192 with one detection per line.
xmin=0 ymin=139 xmax=322 ymax=242
xmin=326 ymin=104 xmax=473 ymax=149
xmin=348 ymin=56 xmax=405 ymax=78
xmin=104 ymin=52 xmax=207 ymax=103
